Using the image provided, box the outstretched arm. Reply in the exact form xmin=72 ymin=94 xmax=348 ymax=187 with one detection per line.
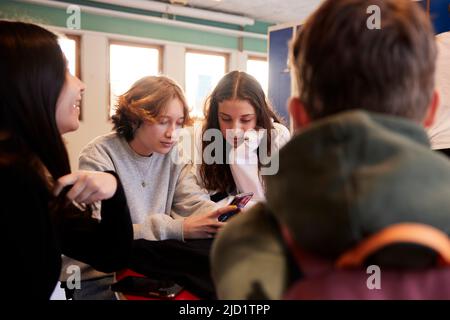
xmin=54 ymin=171 xmax=133 ymax=273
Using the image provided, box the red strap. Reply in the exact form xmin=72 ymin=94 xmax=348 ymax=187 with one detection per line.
xmin=281 ymin=223 xmax=450 ymax=272
xmin=336 ymin=223 xmax=450 ymax=268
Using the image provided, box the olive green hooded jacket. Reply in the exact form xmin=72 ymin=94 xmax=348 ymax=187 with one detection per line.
xmin=212 ymin=110 xmax=450 ymax=299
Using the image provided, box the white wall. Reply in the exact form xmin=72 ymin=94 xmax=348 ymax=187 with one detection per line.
xmin=63 ymin=33 xmax=112 ymax=171
xmin=52 ymin=26 xmax=264 ymax=171
xmin=163 ymin=43 xmax=186 ymax=89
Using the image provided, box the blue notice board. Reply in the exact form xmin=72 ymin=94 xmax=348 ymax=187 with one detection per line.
xmin=268 ymin=27 xmax=294 ymax=126
xmin=418 ymin=0 xmax=450 ymax=34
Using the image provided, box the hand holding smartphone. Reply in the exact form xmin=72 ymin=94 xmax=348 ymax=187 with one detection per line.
xmin=111 ymin=276 xmax=183 ymax=299
xmin=218 ymin=192 xmax=254 ymax=222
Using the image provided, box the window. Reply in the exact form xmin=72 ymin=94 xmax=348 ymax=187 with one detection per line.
xmin=58 ymin=36 xmax=79 ymax=76
xmin=109 ymin=42 xmax=161 ymax=117
xmin=58 ymin=35 xmax=82 ymax=116
xmin=185 ymin=50 xmax=228 ymax=119
xmin=247 ymin=56 xmax=268 ymax=95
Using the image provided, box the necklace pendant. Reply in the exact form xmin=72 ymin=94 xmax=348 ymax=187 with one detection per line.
xmin=141 ymin=181 xmax=146 ymax=188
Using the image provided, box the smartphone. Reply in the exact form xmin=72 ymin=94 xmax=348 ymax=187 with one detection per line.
xmin=111 ymin=276 xmax=183 ymax=299
xmin=218 ymin=192 xmax=254 ymax=222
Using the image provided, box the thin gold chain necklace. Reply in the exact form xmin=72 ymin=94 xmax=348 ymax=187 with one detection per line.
xmin=134 ymin=156 xmax=153 ymax=188
xmin=126 ymin=139 xmax=154 ymax=188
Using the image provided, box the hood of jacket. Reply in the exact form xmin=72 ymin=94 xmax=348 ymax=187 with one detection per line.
xmin=266 ymin=110 xmax=450 ymax=258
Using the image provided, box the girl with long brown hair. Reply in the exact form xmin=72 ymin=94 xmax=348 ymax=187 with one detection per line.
xmin=198 ymin=71 xmax=290 ymax=205
xmin=0 ymin=20 xmax=133 ymax=300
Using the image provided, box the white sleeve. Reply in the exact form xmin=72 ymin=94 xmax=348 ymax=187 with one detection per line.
xmin=273 ymin=122 xmax=291 ymax=150
xmin=229 ymin=130 xmax=266 ymax=202
xmin=229 ymin=123 xmax=291 ymax=202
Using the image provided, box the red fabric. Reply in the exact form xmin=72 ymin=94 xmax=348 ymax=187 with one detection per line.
xmin=116 ymin=269 xmax=200 ymax=300
xmin=281 ymin=223 xmax=450 ymax=299
xmin=284 ymin=267 xmax=450 ymax=300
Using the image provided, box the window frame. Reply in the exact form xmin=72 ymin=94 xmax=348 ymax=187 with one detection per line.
xmin=184 ymin=48 xmax=229 ymax=119
xmin=185 ymin=48 xmax=229 ymax=75
xmin=60 ymin=34 xmax=82 ymax=119
xmin=247 ymin=54 xmax=267 ymax=63
xmin=246 ymin=54 xmax=269 ymax=94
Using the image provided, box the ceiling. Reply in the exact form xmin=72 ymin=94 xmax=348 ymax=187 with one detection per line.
xmin=154 ymin=0 xmax=324 ymax=24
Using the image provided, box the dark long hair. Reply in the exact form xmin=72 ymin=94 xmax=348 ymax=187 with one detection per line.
xmin=200 ymin=71 xmax=282 ymax=193
xmin=0 ymin=20 xmax=70 ymax=180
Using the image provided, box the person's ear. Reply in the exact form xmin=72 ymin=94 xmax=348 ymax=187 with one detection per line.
xmin=288 ymin=97 xmax=310 ymax=131
xmin=423 ymin=90 xmax=439 ymax=128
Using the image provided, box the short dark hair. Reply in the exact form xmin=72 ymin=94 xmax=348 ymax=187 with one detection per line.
xmin=291 ymin=0 xmax=437 ymax=121
xmin=112 ymin=75 xmax=192 ymax=141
